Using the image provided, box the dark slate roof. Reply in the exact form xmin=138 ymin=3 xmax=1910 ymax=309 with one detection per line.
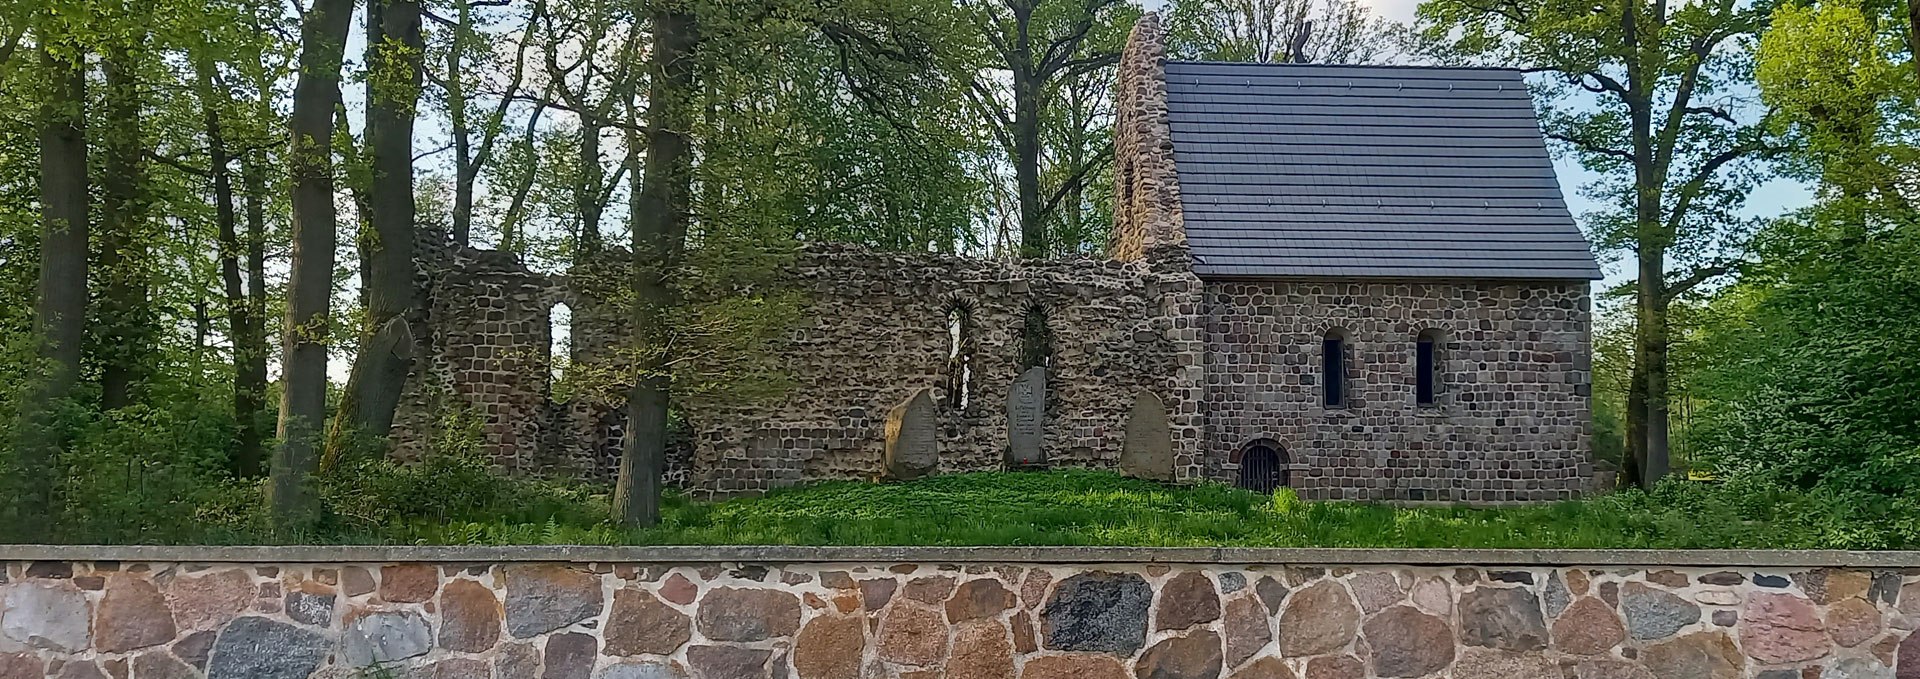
xmin=1163 ymin=61 xmax=1602 ymax=280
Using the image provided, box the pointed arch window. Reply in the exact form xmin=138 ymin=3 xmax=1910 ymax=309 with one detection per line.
xmin=945 ymin=302 xmax=976 ymax=411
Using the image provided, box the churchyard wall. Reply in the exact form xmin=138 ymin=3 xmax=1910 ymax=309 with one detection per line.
xmin=1202 ymin=279 xmax=1594 ymax=503
xmin=1 ymin=546 xmax=1915 ymax=679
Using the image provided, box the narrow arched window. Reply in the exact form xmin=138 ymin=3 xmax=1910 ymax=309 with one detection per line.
xmin=945 ymin=302 xmax=975 ymax=410
xmin=550 ymin=302 xmax=573 ymax=381
xmin=1416 ymin=329 xmax=1441 ymax=406
xmin=1322 ymin=329 xmax=1347 ymax=408
xmin=1018 ymin=304 xmax=1053 ymax=370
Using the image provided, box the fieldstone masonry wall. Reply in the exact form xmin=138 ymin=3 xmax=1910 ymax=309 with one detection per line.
xmin=1203 ymin=280 xmax=1594 ymax=502
xmin=3 ymin=551 xmax=1919 ymax=678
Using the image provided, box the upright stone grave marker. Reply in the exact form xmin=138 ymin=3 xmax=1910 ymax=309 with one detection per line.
xmin=1006 ymin=366 xmax=1047 ymax=466
xmin=884 ymin=388 xmax=939 ymax=480
xmin=1119 ymin=389 xmax=1173 ymax=481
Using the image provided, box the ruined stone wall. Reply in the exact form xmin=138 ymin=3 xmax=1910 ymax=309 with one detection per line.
xmin=683 ymin=244 xmax=1204 ymax=498
xmin=1110 ymin=13 xmax=1187 ymax=263
xmin=1203 ymin=279 xmax=1593 ymax=503
xmin=3 ymin=549 xmax=1917 ymax=679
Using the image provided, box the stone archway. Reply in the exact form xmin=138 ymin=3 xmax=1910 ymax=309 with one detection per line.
xmin=1233 ymin=439 xmax=1289 ymax=493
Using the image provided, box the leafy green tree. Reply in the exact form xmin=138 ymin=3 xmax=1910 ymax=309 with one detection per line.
xmin=1165 ymin=0 xmax=1400 ymax=63
xmin=1418 ymin=0 xmax=1777 ymax=488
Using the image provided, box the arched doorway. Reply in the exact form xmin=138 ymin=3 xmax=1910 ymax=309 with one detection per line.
xmin=1234 ymin=440 xmax=1289 ymax=493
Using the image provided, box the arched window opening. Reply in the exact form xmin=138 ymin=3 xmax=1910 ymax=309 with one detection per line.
xmin=945 ymin=302 xmax=976 ymax=411
xmin=550 ymin=302 xmax=573 ymax=382
xmin=1416 ymin=328 xmax=1442 ymax=406
xmin=1322 ymin=328 xmax=1348 ymax=408
xmin=1018 ymin=304 xmax=1054 ymax=370
xmin=1234 ymin=440 xmax=1289 ymax=493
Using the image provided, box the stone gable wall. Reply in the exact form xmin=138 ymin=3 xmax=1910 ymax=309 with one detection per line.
xmin=3 ymin=554 xmax=1916 ymax=678
xmin=1110 ymin=13 xmax=1187 ymax=263
xmin=1203 ymin=279 xmax=1594 ymax=503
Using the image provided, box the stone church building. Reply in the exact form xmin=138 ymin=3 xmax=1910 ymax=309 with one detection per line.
xmin=392 ymin=16 xmax=1602 ymax=503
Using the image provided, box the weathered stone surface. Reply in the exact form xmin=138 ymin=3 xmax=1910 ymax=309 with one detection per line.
xmin=883 ymin=389 xmax=939 ymax=480
xmin=1222 ymin=596 xmax=1270 ymax=668
xmin=1021 ymin=570 xmax=1053 ymax=610
xmin=660 ymin=573 xmax=697 ymax=605
xmin=1623 ymin=582 xmax=1701 ymax=640
xmin=1647 ymin=570 xmax=1689 ymax=588
xmin=505 ymin=565 xmax=605 ymax=638
xmin=1639 ymin=631 xmax=1743 ymax=679
xmin=205 ymin=616 xmax=330 ymax=679
xmin=124 ymin=654 xmax=192 ymax=679
xmin=2 ymin=581 xmax=90 ymax=651
xmin=1042 ymin=572 xmax=1152 ymax=654
xmin=1553 ymin=597 xmax=1626 ymax=655
xmin=862 ymin=578 xmax=898 ymax=612
xmin=1021 ymin=655 xmax=1130 ymax=679
xmin=1741 ymin=592 xmax=1831 ymax=663
xmin=878 ymin=604 xmax=948 ymax=666
xmin=1119 ymin=389 xmax=1174 ymax=481
xmin=1757 ymin=574 xmax=1791 ymax=588
xmin=1699 ymin=572 xmax=1745 ymax=586
xmin=606 ymin=588 xmax=690 ymax=656
xmin=284 ymin=586 xmax=335 ymax=627
xmin=1349 ymin=571 xmax=1405 ymax=614
xmin=0 ymin=652 xmax=42 ymax=679
xmin=1363 ymin=605 xmax=1455 ymax=678
xmin=1157 ymin=571 xmax=1221 ymax=631
xmin=381 ymin=563 xmax=439 ymax=603
xmin=1695 ymin=590 xmax=1741 ymax=606
xmin=50 ymin=660 xmax=106 ymax=679
xmin=1012 ymin=609 xmax=1038 ymax=652
xmin=1452 ymin=648 xmax=1557 ymax=679
xmin=1278 ymin=580 xmax=1360 ymax=656
xmin=496 ymin=641 xmax=542 ymax=679
xmin=1458 ymin=586 xmax=1547 ymax=651
xmin=794 ymin=614 xmax=864 ymax=679
xmin=1227 ymin=657 xmax=1297 ymax=679
xmin=172 ymin=630 xmax=215 ymax=670
xmin=1303 ymin=655 xmax=1366 ymax=679
xmin=165 ymin=569 xmax=253 ymax=632
xmin=437 ymin=578 xmax=502 ymax=653
xmin=1543 ymin=571 xmax=1572 ymax=618
xmin=948 ymin=620 xmax=1015 ymax=679
xmin=415 ymin=658 xmax=491 ymax=679
xmin=1901 ymin=631 xmax=1920 ymax=677
xmin=341 ymin=610 xmax=433 ymax=666
xmin=1823 ymin=657 xmax=1893 ymax=679
xmin=95 ymin=575 xmax=176 ymax=653
xmin=946 ymin=578 xmax=1015 ymax=623
xmin=1135 ymin=631 xmax=1223 ymax=679
xmin=697 ymin=587 xmax=801 ymax=642
xmin=340 ymin=567 xmax=375 ymax=597
xmin=1006 ymin=366 xmax=1046 ymax=466
xmin=598 ymin=661 xmax=690 ymax=679
xmin=1803 ymin=569 xmax=1872 ymax=605
xmin=544 ymin=632 xmax=598 ymax=679
xmin=903 ymin=575 xmax=956 ymax=604
xmin=1410 ymin=576 xmax=1450 ymax=616
xmin=1255 ymin=576 xmax=1288 ymax=616
xmin=1829 ymin=597 xmax=1883 ymax=648
xmin=686 ymin=645 xmax=771 ymax=679
xmin=1573 ymin=660 xmax=1655 ymax=679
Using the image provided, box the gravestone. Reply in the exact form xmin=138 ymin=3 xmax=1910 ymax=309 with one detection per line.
xmin=883 ymin=388 xmax=939 ymax=480
xmin=1119 ymin=390 xmax=1174 ymax=481
xmin=1006 ymin=366 xmax=1047 ymax=466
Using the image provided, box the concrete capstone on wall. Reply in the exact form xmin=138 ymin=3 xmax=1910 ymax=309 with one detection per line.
xmin=2 ymin=550 xmax=1917 ymax=679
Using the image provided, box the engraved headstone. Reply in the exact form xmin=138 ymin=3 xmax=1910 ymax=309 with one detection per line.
xmin=883 ymin=388 xmax=939 ymax=480
xmin=1006 ymin=366 xmax=1047 ymax=466
xmin=1119 ymin=390 xmax=1174 ymax=481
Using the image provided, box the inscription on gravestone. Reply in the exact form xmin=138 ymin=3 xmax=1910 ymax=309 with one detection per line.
xmin=1119 ymin=389 xmax=1173 ymax=481
xmin=1006 ymin=366 xmax=1047 ymax=466
xmin=883 ymin=388 xmax=939 ymax=480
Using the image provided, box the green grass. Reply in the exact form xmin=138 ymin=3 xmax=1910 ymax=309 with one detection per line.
xmin=359 ymin=470 xmax=1920 ymax=550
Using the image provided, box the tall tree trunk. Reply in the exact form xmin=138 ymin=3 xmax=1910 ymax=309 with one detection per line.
xmin=578 ymin=119 xmax=605 ymax=255
xmin=1010 ymin=24 xmax=1046 ymax=259
xmin=448 ymin=0 xmax=474 ymax=246
xmin=22 ymin=37 xmax=91 ymax=526
xmin=271 ymin=0 xmax=356 ymax=531
xmin=98 ymin=38 xmax=149 ymax=411
xmin=197 ymin=55 xmax=266 ymax=478
xmin=614 ymin=1 xmax=696 ymax=528
xmin=237 ymin=152 xmax=271 ymax=477
xmin=1908 ymin=0 xmax=1919 ymax=81
xmin=1638 ymin=249 xmax=1671 ymax=487
xmin=327 ymin=0 xmax=424 ymax=467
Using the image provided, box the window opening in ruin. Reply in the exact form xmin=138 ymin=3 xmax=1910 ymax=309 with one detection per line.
xmin=946 ymin=303 xmax=975 ymax=410
xmin=550 ymin=302 xmax=573 ymax=384
xmin=1416 ymin=329 xmax=1441 ymax=406
xmin=1235 ymin=440 xmax=1288 ymax=493
xmin=1322 ymin=329 xmax=1347 ymax=408
xmin=1018 ymin=304 xmax=1054 ymax=370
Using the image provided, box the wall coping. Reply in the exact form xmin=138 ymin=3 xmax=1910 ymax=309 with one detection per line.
xmin=3 ymin=545 xmax=1918 ymax=567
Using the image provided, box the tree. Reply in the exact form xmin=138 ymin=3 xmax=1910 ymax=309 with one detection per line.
xmin=1419 ymin=0 xmax=1776 ymax=488
xmin=326 ymin=0 xmax=426 ymax=466
xmin=97 ymin=4 xmax=155 ymax=411
xmin=963 ymin=0 xmax=1137 ymax=258
xmin=270 ymin=0 xmax=356 ymax=530
xmin=1164 ymin=0 xmax=1401 ymax=64
xmin=432 ymin=0 xmax=543 ymax=246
